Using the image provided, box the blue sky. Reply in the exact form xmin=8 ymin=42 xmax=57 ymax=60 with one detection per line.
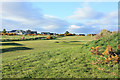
xmin=32 ymin=2 xmax=117 ymax=18
xmin=1 ymin=2 xmax=118 ymax=34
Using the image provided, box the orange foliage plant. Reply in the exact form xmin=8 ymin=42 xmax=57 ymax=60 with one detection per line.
xmin=91 ymin=44 xmax=120 ymax=65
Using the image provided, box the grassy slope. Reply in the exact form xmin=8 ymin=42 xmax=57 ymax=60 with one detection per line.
xmin=2 ymin=35 xmax=119 ymax=78
xmin=81 ymin=33 xmax=119 ymax=77
xmin=82 ymin=33 xmax=119 ymax=52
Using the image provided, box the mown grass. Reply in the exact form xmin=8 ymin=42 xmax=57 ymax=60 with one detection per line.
xmin=1 ymin=35 xmax=119 ymax=78
xmin=1 ymin=35 xmax=48 ymax=40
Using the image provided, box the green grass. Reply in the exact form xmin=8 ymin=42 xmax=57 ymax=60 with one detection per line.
xmin=1 ymin=35 xmax=119 ymax=78
xmin=82 ymin=33 xmax=119 ymax=53
xmin=1 ymin=35 xmax=48 ymax=40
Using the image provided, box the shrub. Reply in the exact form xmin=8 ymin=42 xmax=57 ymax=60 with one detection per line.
xmin=112 ymin=31 xmax=118 ymax=34
xmin=91 ymin=46 xmax=102 ymax=55
xmin=66 ymin=33 xmax=73 ymax=36
xmin=64 ymin=33 xmax=75 ymax=36
xmin=64 ymin=31 xmax=69 ymax=35
xmin=52 ymin=36 xmax=57 ymax=39
xmin=94 ymin=29 xmax=112 ymax=40
xmin=46 ymin=36 xmax=53 ymax=39
xmin=87 ymin=34 xmax=92 ymax=36
xmin=87 ymin=34 xmax=96 ymax=36
xmin=59 ymin=34 xmax=65 ymax=36
xmin=79 ymin=34 xmax=85 ymax=36
xmin=91 ymin=44 xmax=120 ymax=65
xmin=35 ymin=38 xmax=38 ymax=40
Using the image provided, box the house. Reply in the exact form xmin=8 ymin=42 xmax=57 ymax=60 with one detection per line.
xmin=49 ymin=33 xmax=56 ymax=35
xmin=41 ymin=32 xmax=50 ymax=35
xmin=26 ymin=30 xmax=37 ymax=34
xmin=10 ymin=30 xmax=26 ymax=35
xmin=30 ymin=31 xmax=37 ymax=34
xmin=41 ymin=32 xmax=56 ymax=35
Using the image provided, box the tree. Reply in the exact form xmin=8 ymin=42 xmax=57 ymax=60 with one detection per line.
xmin=65 ymin=31 xmax=69 ymax=35
xmin=87 ymin=34 xmax=91 ymax=36
xmin=26 ymin=29 xmax=31 ymax=34
xmin=2 ymin=29 xmax=6 ymax=33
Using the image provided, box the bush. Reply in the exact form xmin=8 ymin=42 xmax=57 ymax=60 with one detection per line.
xmin=94 ymin=29 xmax=112 ymax=40
xmin=46 ymin=36 xmax=53 ymax=39
xmin=87 ymin=34 xmax=92 ymax=36
xmin=79 ymin=34 xmax=85 ymax=36
xmin=35 ymin=38 xmax=39 ymax=40
xmin=59 ymin=34 xmax=65 ymax=36
xmin=66 ymin=33 xmax=74 ymax=36
xmin=87 ymin=34 xmax=96 ymax=36
xmin=91 ymin=45 xmax=120 ymax=65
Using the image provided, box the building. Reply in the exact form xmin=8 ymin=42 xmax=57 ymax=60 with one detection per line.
xmin=10 ymin=30 xmax=26 ymax=35
xmin=26 ymin=30 xmax=37 ymax=34
xmin=49 ymin=33 xmax=56 ymax=35
xmin=30 ymin=31 xmax=37 ymax=34
xmin=41 ymin=32 xmax=56 ymax=35
xmin=41 ymin=32 xmax=50 ymax=35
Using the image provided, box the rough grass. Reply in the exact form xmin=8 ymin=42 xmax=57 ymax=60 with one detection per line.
xmin=1 ymin=36 xmax=119 ymax=78
xmin=82 ymin=33 xmax=119 ymax=52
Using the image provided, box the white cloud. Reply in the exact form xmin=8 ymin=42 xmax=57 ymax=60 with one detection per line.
xmin=66 ymin=3 xmax=118 ymax=34
xmin=44 ymin=15 xmax=59 ymax=18
xmin=1 ymin=2 xmax=69 ymax=33
xmin=68 ymin=6 xmax=103 ymax=20
xmin=1 ymin=2 xmax=118 ymax=34
xmin=67 ymin=25 xmax=85 ymax=33
xmin=84 ymin=11 xmax=118 ymax=26
xmin=68 ymin=25 xmax=83 ymax=29
xmin=42 ymin=25 xmax=58 ymax=30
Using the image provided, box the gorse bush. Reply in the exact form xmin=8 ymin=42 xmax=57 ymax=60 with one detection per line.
xmin=91 ymin=45 xmax=120 ymax=65
xmin=46 ymin=35 xmax=53 ymax=39
xmin=65 ymin=33 xmax=74 ymax=36
xmin=81 ymin=32 xmax=119 ymax=67
xmin=87 ymin=34 xmax=96 ymax=36
xmin=58 ymin=34 xmax=65 ymax=36
xmin=91 ymin=46 xmax=102 ymax=55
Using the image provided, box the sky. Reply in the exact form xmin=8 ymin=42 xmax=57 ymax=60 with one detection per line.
xmin=1 ymin=2 xmax=118 ymax=34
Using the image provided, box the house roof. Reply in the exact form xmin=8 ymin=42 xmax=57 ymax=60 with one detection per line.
xmin=10 ymin=30 xmax=17 ymax=32
xmin=41 ymin=32 xmax=50 ymax=33
xmin=31 ymin=31 xmax=37 ymax=32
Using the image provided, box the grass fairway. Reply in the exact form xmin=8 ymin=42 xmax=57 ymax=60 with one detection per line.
xmin=2 ymin=36 xmax=119 ymax=78
xmin=1 ymin=35 xmax=48 ymax=40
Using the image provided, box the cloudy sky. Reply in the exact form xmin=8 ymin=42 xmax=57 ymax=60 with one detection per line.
xmin=1 ymin=2 xmax=118 ymax=34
